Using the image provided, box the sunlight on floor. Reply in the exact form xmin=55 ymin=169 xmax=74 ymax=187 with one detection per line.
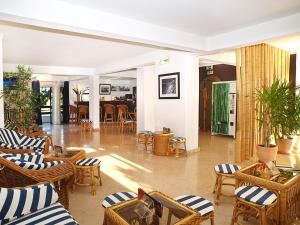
xmin=66 ymin=146 xmax=97 ymax=153
xmin=95 ymin=154 xmax=153 ymax=192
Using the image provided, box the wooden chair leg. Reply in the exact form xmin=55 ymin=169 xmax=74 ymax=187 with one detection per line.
xmin=175 ymin=143 xmax=180 ymax=158
xmin=90 ymin=167 xmax=96 ymax=195
xmin=98 ymin=165 xmax=102 ymax=186
xmin=259 ymin=208 xmax=267 ymax=225
xmin=210 ymin=212 xmax=215 ymax=225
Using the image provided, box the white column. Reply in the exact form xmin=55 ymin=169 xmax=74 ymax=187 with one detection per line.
xmin=136 ymin=66 xmax=156 ymax=132
xmin=296 ymin=50 xmax=300 ymax=86
xmin=89 ymin=75 xmax=100 ymax=129
xmin=52 ymin=82 xmax=61 ymax=125
xmin=0 ymin=34 xmax=4 ymax=128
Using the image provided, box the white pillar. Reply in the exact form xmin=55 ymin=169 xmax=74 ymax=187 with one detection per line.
xmin=296 ymin=50 xmax=300 ymax=86
xmin=0 ymin=34 xmax=4 ymax=128
xmin=89 ymin=75 xmax=100 ymax=129
xmin=137 ymin=66 xmax=156 ymax=132
xmin=52 ymin=82 xmax=61 ymax=125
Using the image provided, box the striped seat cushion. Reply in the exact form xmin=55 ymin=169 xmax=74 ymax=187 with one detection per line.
xmin=6 ymin=203 xmax=78 ymax=225
xmin=0 ymin=152 xmax=44 ymax=164
xmin=174 ymin=195 xmax=214 ymax=216
xmin=170 ymin=136 xmax=186 ymax=142
xmin=0 ymin=128 xmax=45 ymax=151
xmin=235 ymin=186 xmax=277 ymax=206
xmin=0 ymin=183 xmax=58 ymax=224
xmin=214 ymin=164 xmax=240 ymax=174
xmin=76 ymin=158 xmax=101 ymax=166
xmin=0 ymin=153 xmax=63 ymax=170
xmin=138 ymin=131 xmax=153 ymax=136
xmin=102 ymin=192 xmax=137 ymax=208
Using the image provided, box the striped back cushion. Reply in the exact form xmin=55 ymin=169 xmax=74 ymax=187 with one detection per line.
xmin=0 ymin=183 xmax=58 ymax=223
xmin=0 ymin=129 xmax=45 ymax=149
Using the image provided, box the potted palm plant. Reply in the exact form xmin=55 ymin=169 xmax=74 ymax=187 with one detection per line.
xmin=72 ymin=87 xmax=81 ymax=103
xmin=277 ymin=85 xmax=300 ymax=154
xmin=255 ymin=80 xmax=291 ymax=162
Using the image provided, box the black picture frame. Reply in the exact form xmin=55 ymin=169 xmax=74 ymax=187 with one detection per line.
xmin=158 ymin=72 xmax=180 ymax=99
xmin=99 ymin=84 xmax=111 ymax=95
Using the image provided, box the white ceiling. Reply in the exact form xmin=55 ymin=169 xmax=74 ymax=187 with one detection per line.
xmin=60 ymin=0 xmax=300 ymax=36
xmin=0 ymin=23 xmax=154 ymax=68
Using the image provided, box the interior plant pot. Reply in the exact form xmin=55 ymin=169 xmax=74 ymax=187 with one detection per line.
xmin=256 ymin=144 xmax=278 ymax=163
xmin=277 ymin=138 xmax=293 ymax=154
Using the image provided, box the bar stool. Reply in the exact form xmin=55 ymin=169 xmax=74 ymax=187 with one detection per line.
xmin=75 ymin=157 xmax=102 ymax=195
xmin=169 ymin=136 xmax=187 ymax=158
xmin=175 ymin=195 xmax=214 ymax=225
xmin=137 ymin=131 xmax=153 ymax=151
xmin=78 ymin=105 xmax=88 ymax=121
xmin=231 ymin=185 xmax=278 ymax=225
xmin=103 ymin=104 xmax=115 ymax=124
xmin=102 ymin=192 xmax=137 ymax=208
xmin=213 ymin=163 xmax=240 ymax=205
xmin=117 ymin=105 xmax=128 ymax=125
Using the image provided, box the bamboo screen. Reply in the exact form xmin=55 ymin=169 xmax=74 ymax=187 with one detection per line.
xmin=235 ymin=43 xmax=290 ymax=162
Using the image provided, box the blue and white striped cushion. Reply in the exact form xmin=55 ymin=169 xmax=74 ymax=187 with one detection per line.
xmin=235 ymin=186 xmax=277 ymax=206
xmin=6 ymin=203 xmax=78 ymax=225
xmin=76 ymin=158 xmax=101 ymax=166
xmin=174 ymin=195 xmax=214 ymax=216
xmin=0 ymin=129 xmax=45 ymax=151
xmin=170 ymin=136 xmax=186 ymax=142
xmin=139 ymin=131 xmax=153 ymax=136
xmin=0 ymin=152 xmax=44 ymax=164
xmin=102 ymin=192 xmax=137 ymax=208
xmin=0 ymin=183 xmax=58 ymax=224
xmin=0 ymin=153 xmax=63 ymax=170
xmin=214 ymin=164 xmax=240 ymax=174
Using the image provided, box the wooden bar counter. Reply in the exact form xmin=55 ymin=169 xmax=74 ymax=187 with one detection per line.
xmin=153 ymin=131 xmax=174 ymax=156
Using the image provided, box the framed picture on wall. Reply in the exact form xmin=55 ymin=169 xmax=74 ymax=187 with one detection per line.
xmin=158 ymin=72 xmax=180 ymax=99
xmin=99 ymin=84 xmax=111 ymax=95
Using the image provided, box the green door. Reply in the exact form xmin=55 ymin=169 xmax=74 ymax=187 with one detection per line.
xmin=211 ymin=83 xmax=230 ymax=134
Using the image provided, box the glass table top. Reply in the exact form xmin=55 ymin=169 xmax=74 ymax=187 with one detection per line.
xmin=113 ymin=193 xmax=192 ymax=225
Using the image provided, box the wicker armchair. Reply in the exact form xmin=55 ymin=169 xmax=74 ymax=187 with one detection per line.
xmin=0 ymin=128 xmax=49 ymax=154
xmin=0 ymin=156 xmax=75 ymax=209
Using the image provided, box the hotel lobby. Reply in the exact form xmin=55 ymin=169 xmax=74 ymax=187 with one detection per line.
xmin=1 ymin=1 xmax=300 ymax=225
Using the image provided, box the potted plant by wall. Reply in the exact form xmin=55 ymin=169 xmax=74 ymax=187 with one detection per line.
xmin=255 ymin=80 xmax=290 ymax=162
xmin=72 ymin=87 xmax=81 ymax=103
xmin=277 ymin=85 xmax=300 ymax=154
xmin=1 ymin=65 xmax=40 ymax=133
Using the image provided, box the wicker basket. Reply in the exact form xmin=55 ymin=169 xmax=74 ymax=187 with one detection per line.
xmin=0 ymin=157 xmax=75 ymax=209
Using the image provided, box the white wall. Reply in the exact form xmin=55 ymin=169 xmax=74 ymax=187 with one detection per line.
xmin=99 ymin=79 xmax=136 ymax=101
xmin=136 ymin=51 xmax=199 ymax=150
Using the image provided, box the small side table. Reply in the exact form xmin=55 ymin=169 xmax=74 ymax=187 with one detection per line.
xmin=153 ymin=131 xmax=174 ymax=156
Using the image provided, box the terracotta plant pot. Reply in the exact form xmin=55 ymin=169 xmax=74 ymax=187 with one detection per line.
xmin=256 ymin=145 xmax=278 ymax=163
xmin=277 ymin=138 xmax=293 ymax=154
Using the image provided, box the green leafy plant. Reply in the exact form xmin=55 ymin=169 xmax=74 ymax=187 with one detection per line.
xmin=1 ymin=65 xmax=40 ymax=131
xmin=255 ymin=79 xmax=292 ymax=147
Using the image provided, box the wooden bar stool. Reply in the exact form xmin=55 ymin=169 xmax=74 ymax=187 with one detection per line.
xmin=213 ymin=163 xmax=240 ymax=205
xmin=231 ymin=185 xmax=278 ymax=225
xmin=117 ymin=105 xmax=128 ymax=125
xmin=169 ymin=136 xmax=187 ymax=158
xmin=78 ymin=105 xmax=89 ymax=121
xmin=103 ymin=104 xmax=115 ymax=124
xmin=137 ymin=131 xmax=153 ymax=151
xmin=75 ymin=158 xmax=102 ymax=195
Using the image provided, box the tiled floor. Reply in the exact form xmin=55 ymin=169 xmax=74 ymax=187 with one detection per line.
xmin=43 ymin=124 xmax=300 ymax=225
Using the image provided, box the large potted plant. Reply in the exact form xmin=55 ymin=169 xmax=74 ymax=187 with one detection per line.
xmin=276 ymin=84 xmax=300 ymax=154
xmin=255 ymin=80 xmax=291 ymax=162
xmin=1 ymin=65 xmax=40 ymax=133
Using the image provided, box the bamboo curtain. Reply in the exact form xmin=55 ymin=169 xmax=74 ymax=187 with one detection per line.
xmin=235 ymin=43 xmax=290 ymax=162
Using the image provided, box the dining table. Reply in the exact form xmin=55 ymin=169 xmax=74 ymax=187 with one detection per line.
xmin=103 ymin=191 xmax=201 ymax=225
xmin=234 ymin=163 xmax=300 ymax=225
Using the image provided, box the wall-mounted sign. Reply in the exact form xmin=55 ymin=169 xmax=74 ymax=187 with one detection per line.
xmin=159 ymin=57 xmax=170 ymax=65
